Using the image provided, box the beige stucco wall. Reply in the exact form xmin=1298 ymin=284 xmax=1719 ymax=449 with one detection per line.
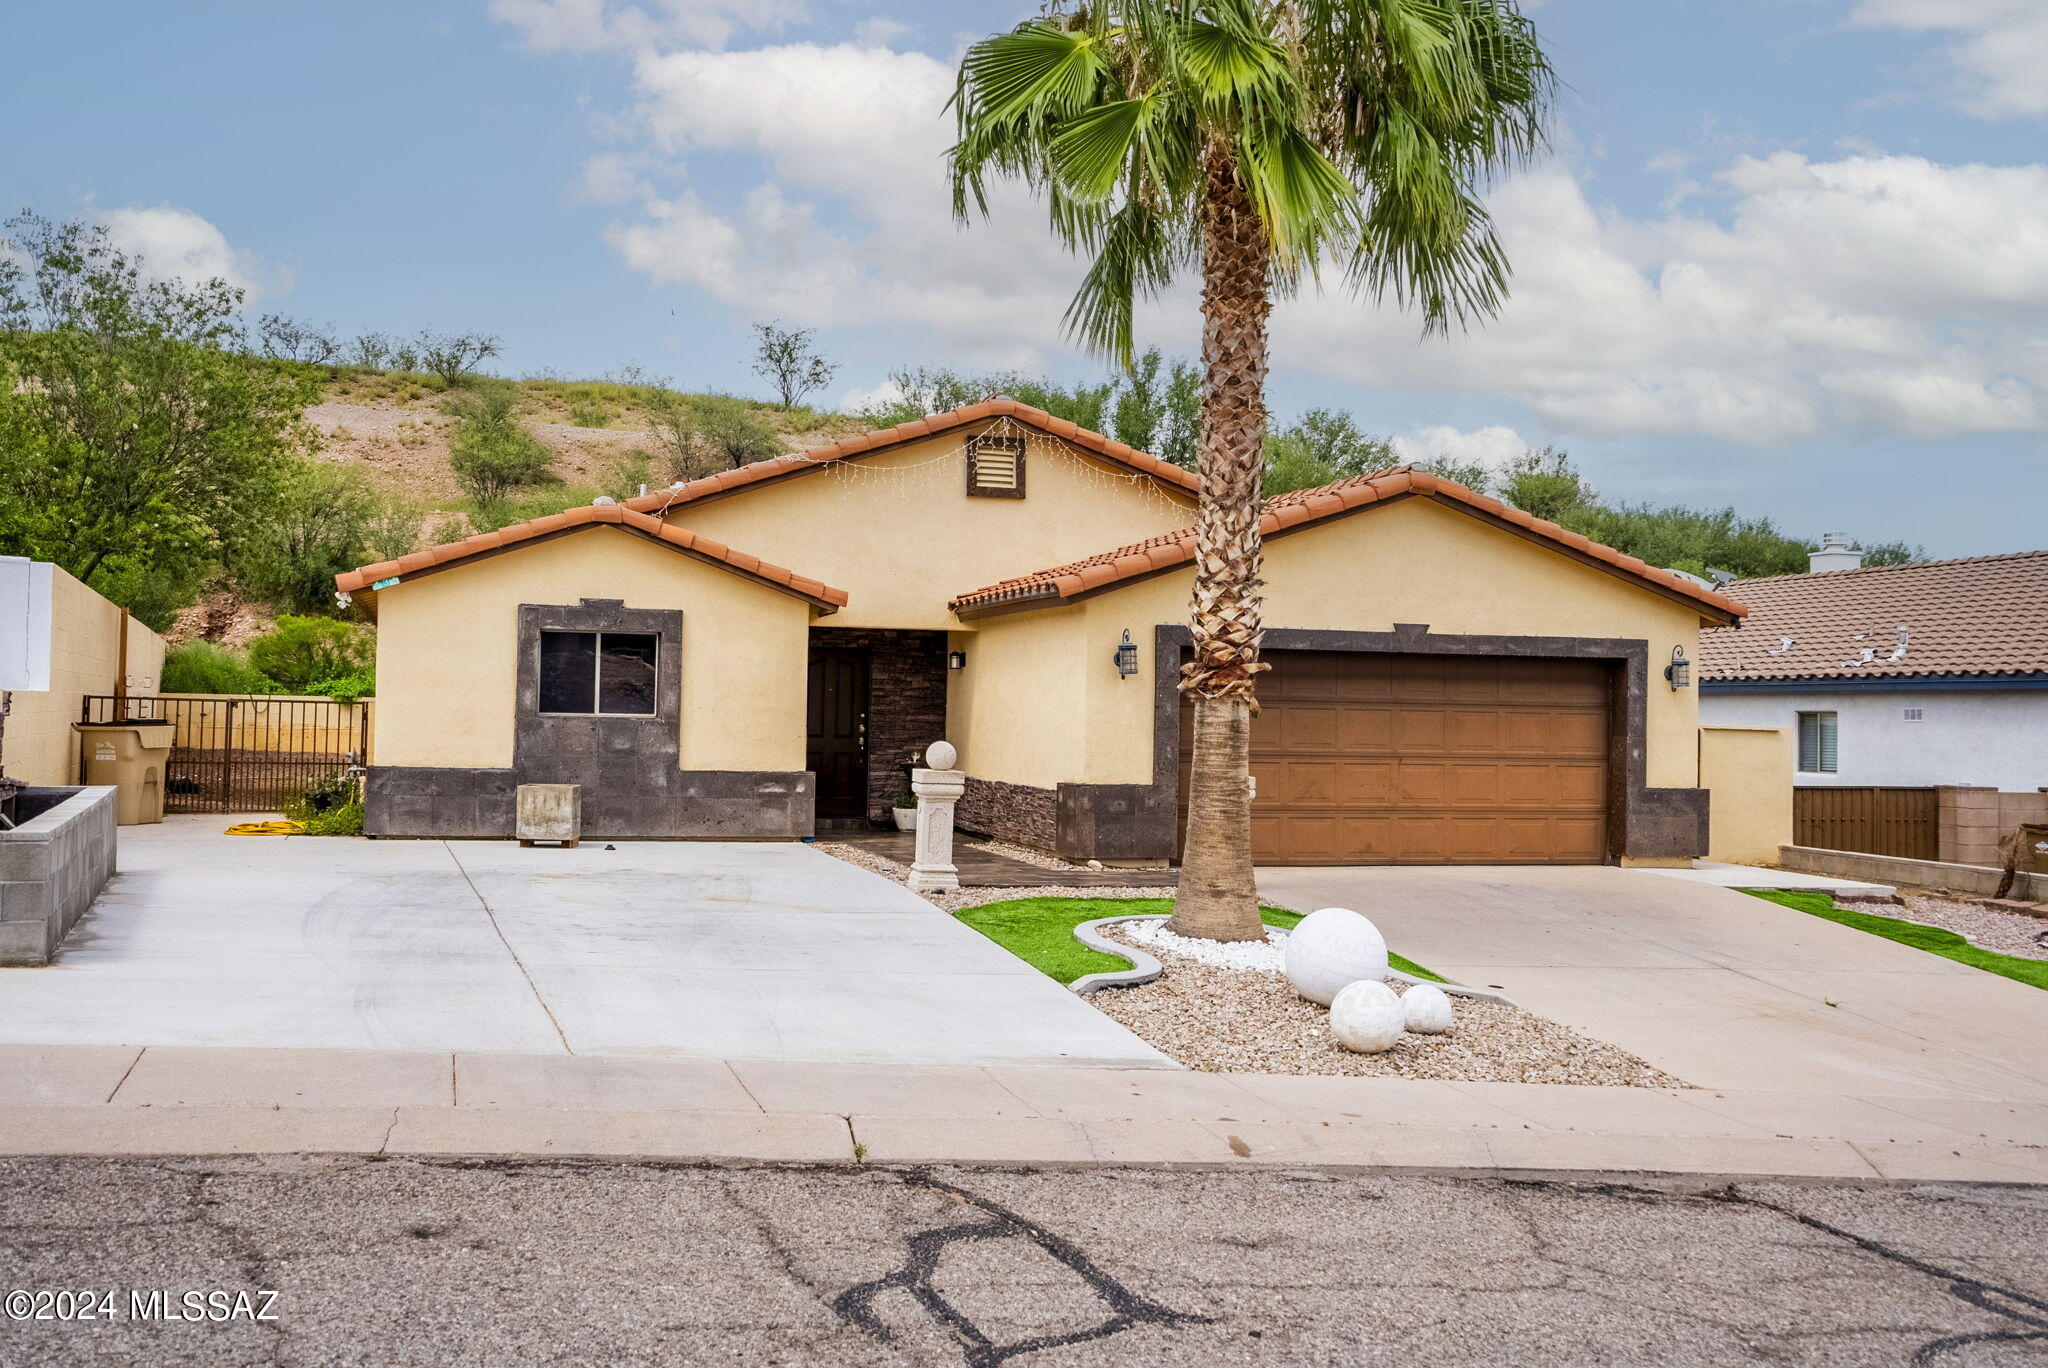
xmin=1700 ymin=726 xmax=1795 ymax=865
xmin=959 ymin=497 xmax=1710 ymax=792
xmin=4 ymin=566 xmax=165 ymax=788
xmin=371 ymin=527 xmax=812 ymax=771
xmin=663 ymin=431 xmax=1195 ymax=632
xmin=944 ymin=610 xmax=1090 ymax=792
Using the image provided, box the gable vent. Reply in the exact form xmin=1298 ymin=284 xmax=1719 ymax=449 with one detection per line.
xmin=966 ymin=435 xmax=1027 ymax=499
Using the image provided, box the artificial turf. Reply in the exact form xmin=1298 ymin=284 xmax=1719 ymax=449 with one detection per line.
xmin=1745 ymin=890 xmax=2048 ymax=992
xmin=952 ymin=896 xmax=1444 ymax=986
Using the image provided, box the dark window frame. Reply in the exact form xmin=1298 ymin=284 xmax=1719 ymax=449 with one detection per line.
xmin=965 ymin=434 xmax=1027 ymax=499
xmin=536 ymin=629 xmax=661 ymax=717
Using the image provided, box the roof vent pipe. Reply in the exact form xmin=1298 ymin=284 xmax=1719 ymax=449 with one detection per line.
xmin=1809 ymin=531 xmax=1864 ymax=574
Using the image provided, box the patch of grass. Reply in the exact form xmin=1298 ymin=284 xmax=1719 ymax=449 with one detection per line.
xmin=1746 ymin=890 xmax=2048 ymax=992
xmin=952 ymin=897 xmax=1443 ymax=986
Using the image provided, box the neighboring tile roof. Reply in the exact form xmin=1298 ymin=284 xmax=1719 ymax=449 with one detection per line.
xmin=949 ymin=466 xmax=1748 ymax=621
xmin=618 ymin=397 xmax=1199 ymax=516
xmin=1700 ymin=550 xmax=2048 ymax=681
xmin=334 ymin=503 xmax=849 ymax=611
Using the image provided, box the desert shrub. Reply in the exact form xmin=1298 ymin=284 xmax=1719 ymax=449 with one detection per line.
xmin=231 ymin=461 xmax=421 ymax=616
xmin=448 ymin=383 xmax=553 ymax=505
xmin=413 ymin=330 xmax=501 ymax=388
xmin=160 ymin=642 xmax=279 ymax=695
xmin=645 ymin=393 xmax=781 ymax=481
xmin=567 ymin=399 xmax=611 ymax=428
xmin=284 ymin=773 xmax=363 ymax=835
xmin=246 ymin=616 xmax=374 ymax=692
xmin=308 ymin=669 xmax=375 ymax=703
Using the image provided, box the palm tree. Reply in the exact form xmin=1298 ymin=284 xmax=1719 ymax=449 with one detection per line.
xmin=949 ymin=0 xmax=1554 ymax=940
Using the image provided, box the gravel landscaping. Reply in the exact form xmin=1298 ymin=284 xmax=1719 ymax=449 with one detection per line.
xmin=1896 ymin=894 xmax=2048 ymax=962
xmin=1090 ymin=921 xmax=1685 ymax=1087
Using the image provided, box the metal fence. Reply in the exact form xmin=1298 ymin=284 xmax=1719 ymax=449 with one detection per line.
xmin=80 ymin=695 xmax=369 ymax=815
xmin=1793 ymin=786 xmax=1940 ymax=862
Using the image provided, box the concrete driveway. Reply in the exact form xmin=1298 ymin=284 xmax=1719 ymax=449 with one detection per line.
xmin=0 ymin=820 xmax=1170 ymax=1069
xmin=1257 ymin=864 xmax=2048 ymax=1103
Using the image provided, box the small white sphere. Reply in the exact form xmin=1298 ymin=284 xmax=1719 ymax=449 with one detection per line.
xmin=925 ymin=740 xmax=958 ymax=770
xmin=1329 ymin=980 xmax=1405 ymax=1053
xmin=1284 ymin=907 xmax=1389 ymax=1005
xmin=1401 ymin=983 xmax=1454 ymax=1035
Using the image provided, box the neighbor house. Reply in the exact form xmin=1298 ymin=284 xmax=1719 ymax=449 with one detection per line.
xmin=1699 ymin=547 xmax=2048 ymax=791
xmin=336 ymin=399 xmax=1747 ymax=866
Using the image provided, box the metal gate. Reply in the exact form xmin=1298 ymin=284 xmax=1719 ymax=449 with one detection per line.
xmin=80 ymin=695 xmax=369 ymax=814
xmin=1793 ymin=786 xmax=1939 ymax=861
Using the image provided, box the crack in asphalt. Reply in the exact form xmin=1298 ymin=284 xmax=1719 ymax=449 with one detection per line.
xmin=828 ymin=1169 xmax=1213 ymax=1367
xmin=1510 ymin=1179 xmax=2048 ymax=1365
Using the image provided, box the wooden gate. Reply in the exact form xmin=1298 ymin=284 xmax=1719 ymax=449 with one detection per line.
xmin=81 ymin=694 xmax=369 ymax=814
xmin=1793 ymin=786 xmax=1938 ymax=861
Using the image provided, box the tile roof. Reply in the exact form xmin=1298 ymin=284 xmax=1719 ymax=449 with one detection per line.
xmin=949 ymin=466 xmax=1748 ymax=621
xmin=333 ymin=502 xmax=850 ymax=611
xmin=1700 ymin=550 xmax=2048 ymax=681
xmin=618 ymin=396 xmax=1199 ymax=516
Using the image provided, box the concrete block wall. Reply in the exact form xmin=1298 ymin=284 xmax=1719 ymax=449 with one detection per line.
xmin=0 ymin=786 xmax=118 ymax=966
xmin=1936 ymin=786 xmax=2048 ymax=867
xmin=1780 ymin=844 xmax=2048 ymax=902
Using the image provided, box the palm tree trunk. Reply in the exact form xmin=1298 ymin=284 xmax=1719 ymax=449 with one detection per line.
xmin=1166 ymin=142 xmax=1272 ymax=944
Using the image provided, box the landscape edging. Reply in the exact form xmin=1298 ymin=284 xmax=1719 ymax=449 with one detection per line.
xmin=1068 ymin=914 xmax=1518 ymax=1005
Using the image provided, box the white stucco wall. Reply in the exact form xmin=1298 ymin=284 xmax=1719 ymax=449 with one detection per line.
xmin=1699 ymin=688 xmax=2048 ymax=791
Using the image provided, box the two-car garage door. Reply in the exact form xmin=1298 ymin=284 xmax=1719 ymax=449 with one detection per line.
xmin=1180 ymin=652 xmax=1613 ymax=865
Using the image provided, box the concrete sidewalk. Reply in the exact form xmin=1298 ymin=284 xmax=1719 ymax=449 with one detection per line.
xmin=3 ymin=1044 xmax=2042 ymax=1184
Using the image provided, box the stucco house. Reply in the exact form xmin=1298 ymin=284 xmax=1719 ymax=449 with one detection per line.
xmin=1699 ymin=548 xmax=2048 ymax=791
xmin=336 ymin=399 xmax=1747 ymax=866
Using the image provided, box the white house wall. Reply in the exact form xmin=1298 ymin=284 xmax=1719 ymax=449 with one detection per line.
xmin=1699 ymin=689 xmax=2048 ymax=791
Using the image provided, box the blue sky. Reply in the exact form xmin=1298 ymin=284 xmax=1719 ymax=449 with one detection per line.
xmin=7 ymin=1 xmax=2045 ymax=556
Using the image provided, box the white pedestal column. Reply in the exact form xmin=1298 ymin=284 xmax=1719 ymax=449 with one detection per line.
xmin=908 ymin=741 xmax=965 ymax=893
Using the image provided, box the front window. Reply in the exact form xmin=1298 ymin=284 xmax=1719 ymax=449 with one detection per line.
xmin=538 ymin=631 xmax=658 ymax=715
xmin=1797 ymin=711 xmax=1838 ymax=773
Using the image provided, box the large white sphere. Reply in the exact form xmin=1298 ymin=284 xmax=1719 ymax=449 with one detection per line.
xmin=1284 ymin=907 xmax=1389 ymax=1005
xmin=1329 ymin=980 xmax=1405 ymax=1053
xmin=1401 ymin=983 xmax=1454 ymax=1035
xmin=925 ymin=740 xmax=958 ymax=770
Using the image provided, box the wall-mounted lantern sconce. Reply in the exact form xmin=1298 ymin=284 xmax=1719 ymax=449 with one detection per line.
xmin=947 ymin=651 xmax=967 ymax=671
xmin=1664 ymin=645 xmax=1691 ymax=691
xmin=1113 ymin=630 xmax=1139 ymax=679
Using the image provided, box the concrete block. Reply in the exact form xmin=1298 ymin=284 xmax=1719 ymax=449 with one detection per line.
xmin=516 ymin=784 xmax=581 ymax=844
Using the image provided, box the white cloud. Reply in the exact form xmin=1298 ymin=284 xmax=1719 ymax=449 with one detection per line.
xmin=565 ymin=37 xmax=2048 ymax=446
xmin=1282 ymin=151 xmax=2048 ymax=443
xmin=96 ymin=205 xmax=289 ymax=300
xmin=1851 ymin=0 xmax=2048 ymax=117
xmin=1391 ymin=425 xmax=1531 ymax=469
xmin=490 ymin=0 xmax=804 ymax=54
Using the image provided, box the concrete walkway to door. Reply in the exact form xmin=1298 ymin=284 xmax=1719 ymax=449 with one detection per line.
xmin=0 ymin=820 xmax=1172 ymax=1070
xmin=1256 ymin=864 xmax=2048 ymax=1103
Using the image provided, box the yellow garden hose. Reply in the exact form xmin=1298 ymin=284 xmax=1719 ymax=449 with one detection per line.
xmin=224 ymin=819 xmax=303 ymax=836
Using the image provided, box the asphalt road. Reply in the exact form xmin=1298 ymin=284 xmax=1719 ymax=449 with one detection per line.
xmin=4 ymin=1157 xmax=2047 ymax=1366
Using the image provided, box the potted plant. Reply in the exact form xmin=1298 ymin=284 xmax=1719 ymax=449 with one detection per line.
xmin=892 ymin=781 xmax=917 ymax=832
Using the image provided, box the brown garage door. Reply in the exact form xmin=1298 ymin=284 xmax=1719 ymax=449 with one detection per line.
xmin=1180 ymin=652 xmax=1613 ymax=865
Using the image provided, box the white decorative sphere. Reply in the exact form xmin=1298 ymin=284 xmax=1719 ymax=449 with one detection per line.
xmin=1329 ymin=980 xmax=1405 ymax=1053
xmin=1284 ymin=908 xmax=1389 ymax=1005
xmin=925 ymin=740 xmax=957 ymax=770
xmin=1401 ymin=983 xmax=1454 ymax=1035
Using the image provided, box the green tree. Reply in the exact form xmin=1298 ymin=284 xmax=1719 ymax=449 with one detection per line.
xmin=448 ymin=382 xmax=553 ymax=507
xmin=751 ymin=321 xmax=839 ymax=408
xmin=0 ymin=212 xmax=318 ymax=606
xmin=231 ymin=461 xmax=421 ymax=616
xmin=246 ymin=615 xmax=375 ymax=692
xmin=950 ymin=0 xmax=1553 ymax=939
xmin=645 ymin=393 xmax=782 ymax=482
xmin=1858 ymin=539 xmax=1922 ymax=568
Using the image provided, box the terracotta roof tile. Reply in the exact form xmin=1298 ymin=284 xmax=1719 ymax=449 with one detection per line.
xmin=1700 ymin=550 xmax=2048 ymax=681
xmin=948 ymin=466 xmax=1747 ymax=621
xmin=336 ymin=501 xmax=849 ymax=610
xmin=616 ymin=396 xmax=1199 ymax=519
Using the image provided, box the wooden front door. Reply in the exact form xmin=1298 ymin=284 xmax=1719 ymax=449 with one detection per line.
xmin=1181 ymin=652 xmax=1613 ymax=865
xmin=806 ymin=648 xmax=870 ymax=818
